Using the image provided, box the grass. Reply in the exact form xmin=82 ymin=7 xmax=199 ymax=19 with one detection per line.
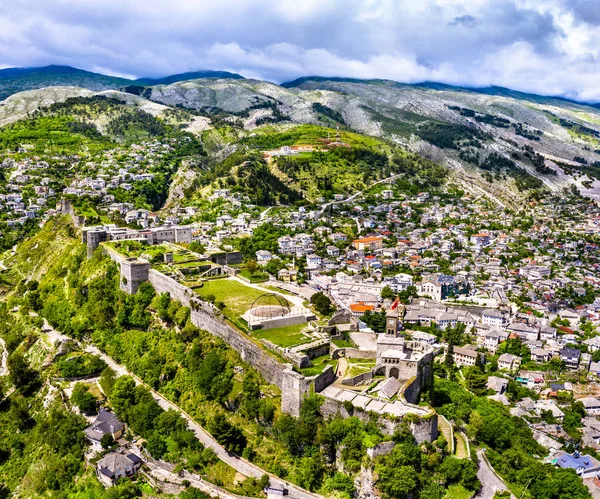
xmin=299 ymin=354 xmax=337 ymax=377
xmin=346 ymin=361 xmax=375 ymax=378
xmin=253 ymin=323 xmax=313 ymax=348
xmin=239 ymin=269 xmax=269 ymax=282
xmin=194 ymin=278 xmax=265 ymax=319
xmin=444 ymin=484 xmax=474 ymax=499
xmin=332 ymin=338 xmax=354 ymax=348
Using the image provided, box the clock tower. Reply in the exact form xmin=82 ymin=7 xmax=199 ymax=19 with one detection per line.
xmin=386 ymin=307 xmax=401 ymax=336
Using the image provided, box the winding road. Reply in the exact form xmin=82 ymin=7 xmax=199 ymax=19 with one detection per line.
xmin=474 ymin=450 xmax=515 ymax=499
xmin=39 ymin=317 xmax=321 ymax=499
xmin=317 ymin=173 xmax=402 ymax=215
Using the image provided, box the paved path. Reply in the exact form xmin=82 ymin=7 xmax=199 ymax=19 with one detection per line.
xmin=437 ymin=415 xmax=454 ymax=454
xmin=474 ymin=450 xmax=515 ymax=499
xmin=37 ymin=317 xmax=320 ymax=499
xmin=230 ymin=276 xmax=307 ymax=309
xmin=135 ymin=449 xmax=256 ymax=499
xmin=259 ymin=207 xmax=273 ymax=221
xmin=0 ymin=337 xmax=7 ymax=377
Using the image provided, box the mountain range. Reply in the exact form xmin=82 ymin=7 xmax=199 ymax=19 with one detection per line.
xmin=0 ymin=65 xmax=244 ymax=101
xmin=3 ymin=64 xmax=600 ymax=203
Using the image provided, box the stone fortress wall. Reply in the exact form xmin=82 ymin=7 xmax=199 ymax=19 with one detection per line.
xmin=102 ymin=247 xmax=319 ymax=417
xmin=101 ymin=244 xmax=437 ymax=437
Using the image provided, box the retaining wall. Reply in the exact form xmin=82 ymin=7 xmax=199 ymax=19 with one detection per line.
xmin=366 ymin=441 xmax=395 ymax=459
xmin=341 ymin=371 xmax=373 ymax=386
xmin=146 ymin=270 xmax=338 ymax=416
xmin=313 ymin=365 xmax=336 ymax=393
xmin=330 ymin=346 xmax=376 ymax=360
xmin=302 ymin=343 xmax=331 ymax=360
xmin=101 ymin=253 xmax=334 ymax=416
xmin=260 ymin=339 xmax=310 ymax=368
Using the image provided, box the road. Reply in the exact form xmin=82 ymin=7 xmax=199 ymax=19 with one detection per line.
xmin=259 ymin=206 xmax=273 ymax=221
xmin=38 ymin=317 xmax=321 ymax=499
xmin=474 ymin=450 xmax=515 ymax=499
xmin=136 ymin=450 xmax=256 ymax=499
xmin=318 ymin=173 xmax=402 ymax=214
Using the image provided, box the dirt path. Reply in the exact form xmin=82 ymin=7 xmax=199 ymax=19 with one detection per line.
xmin=333 ymin=358 xmax=348 ymax=385
xmin=318 ymin=173 xmax=402 ymax=215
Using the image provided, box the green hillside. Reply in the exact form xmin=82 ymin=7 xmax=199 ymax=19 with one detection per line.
xmin=0 ymin=65 xmax=130 ymax=100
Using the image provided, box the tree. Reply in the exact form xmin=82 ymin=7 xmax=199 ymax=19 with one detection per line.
xmin=100 ymin=367 xmax=117 ymax=396
xmin=70 ymin=383 xmax=98 ymax=414
xmin=310 ymin=292 xmax=334 ymax=316
xmin=246 ymin=260 xmax=258 ymax=276
xmin=194 ymin=350 xmax=233 ymax=403
xmin=445 ymin=342 xmax=455 ymax=368
xmin=381 ymin=285 xmax=396 ymax=301
xmin=398 ymin=285 xmax=418 ymax=304
xmin=297 ymin=454 xmax=326 ymax=492
xmin=208 ymin=414 xmax=246 ymax=454
xmin=323 ymin=473 xmax=355 ymax=497
xmin=180 ymin=488 xmax=211 ymax=499
xmin=465 ymin=368 xmax=488 ymax=396
xmin=273 ymin=414 xmax=302 ymax=456
xmin=100 ymin=433 xmax=115 ymax=449
xmin=376 ymin=465 xmax=418 ymax=499
xmin=362 ymin=310 xmax=387 ymax=333
xmin=189 ymin=241 xmax=206 ymax=255
xmin=110 ymin=376 xmax=137 ymax=417
xmin=7 ymin=351 xmax=36 ymax=389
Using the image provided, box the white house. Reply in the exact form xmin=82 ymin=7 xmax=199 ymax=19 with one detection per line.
xmin=482 ymin=309 xmax=506 ymax=328
xmin=580 ymin=397 xmax=600 ymax=416
xmin=256 ymin=250 xmax=273 ymax=265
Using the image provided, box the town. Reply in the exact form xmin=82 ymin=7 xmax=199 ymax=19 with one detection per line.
xmin=66 ymin=140 xmax=600 ymax=496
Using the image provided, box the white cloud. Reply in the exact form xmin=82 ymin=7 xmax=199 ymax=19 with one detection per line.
xmin=0 ymin=0 xmax=599 ymax=100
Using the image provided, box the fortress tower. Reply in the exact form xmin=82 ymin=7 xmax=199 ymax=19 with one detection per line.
xmin=120 ymin=258 xmax=150 ymax=294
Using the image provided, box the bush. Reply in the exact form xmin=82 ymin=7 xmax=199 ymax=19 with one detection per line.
xmin=70 ymin=383 xmax=98 ymax=414
xmin=55 ymin=353 xmax=106 ymax=378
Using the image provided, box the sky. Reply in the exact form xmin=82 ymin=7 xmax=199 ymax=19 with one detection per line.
xmin=1 ymin=0 xmax=600 ymax=101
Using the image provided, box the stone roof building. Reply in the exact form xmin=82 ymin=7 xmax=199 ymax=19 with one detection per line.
xmin=85 ymin=409 xmax=125 ymax=445
xmin=96 ymin=449 xmax=143 ymax=487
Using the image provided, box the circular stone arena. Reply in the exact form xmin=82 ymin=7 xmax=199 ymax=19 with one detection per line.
xmin=248 ymin=304 xmax=289 ymax=319
xmin=243 ymin=293 xmax=311 ymax=330
xmin=248 ymin=293 xmax=291 ymax=320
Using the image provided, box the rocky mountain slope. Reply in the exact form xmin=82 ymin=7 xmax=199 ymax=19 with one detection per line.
xmin=4 ymin=69 xmax=600 ymax=202
xmin=138 ymin=76 xmax=600 ymax=200
xmin=0 ymin=65 xmax=245 ymax=101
